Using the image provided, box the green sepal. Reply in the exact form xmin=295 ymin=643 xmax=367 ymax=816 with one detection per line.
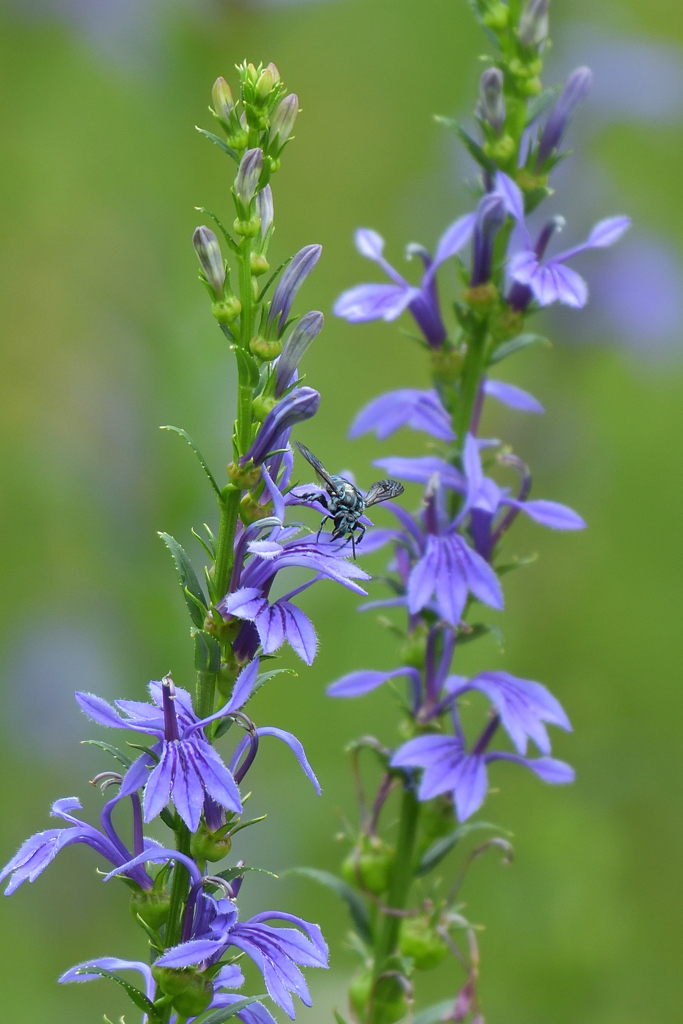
xmin=226 ymin=814 xmax=268 ymax=837
xmin=457 ymin=622 xmax=504 ymax=650
xmin=193 ymin=995 xmax=268 ymax=1024
xmin=434 ymin=115 xmax=497 ymax=174
xmin=257 ymin=255 xmax=293 ymax=304
xmin=334 ymin=1012 xmax=351 ymax=1024
xmin=524 ymin=184 xmax=554 ymax=213
xmin=417 ymin=821 xmax=508 ymax=876
xmin=160 ymin=426 xmax=223 ymax=498
xmin=285 ymin=867 xmax=373 ymax=945
xmin=194 ymin=206 xmax=241 ymax=254
xmin=215 ymin=864 xmax=278 ymax=883
xmin=158 ymin=532 xmax=208 ymax=628
xmin=397 ymin=998 xmax=459 ymax=1024
xmin=495 ymin=552 xmax=538 ymax=574
xmin=74 ymin=966 xmax=159 ymax=1019
xmin=126 ymin=741 xmax=160 ymax=762
xmin=192 ymin=527 xmax=215 ymax=560
xmin=159 ymin=806 xmax=176 ymax=830
xmin=132 ymin=910 xmax=164 ymax=955
xmin=194 ymin=630 xmax=221 ymax=674
xmin=80 ymin=740 xmax=132 ymax=769
xmin=195 ymin=126 xmax=240 ymax=164
xmin=232 ymin=346 xmax=260 ymax=388
xmin=488 ymin=332 xmax=551 ymax=364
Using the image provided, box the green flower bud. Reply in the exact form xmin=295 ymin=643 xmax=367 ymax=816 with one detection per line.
xmin=350 ymin=970 xmax=407 ymax=1024
xmin=129 ymin=887 xmax=171 ymax=931
xmin=211 ymin=296 xmax=241 ymax=324
xmin=250 ymin=254 xmax=270 ymax=276
xmin=227 ymin=129 xmax=249 ymax=151
xmin=193 ymin=225 xmax=225 ymax=296
xmin=269 ymin=94 xmax=299 ymax=145
xmin=399 ymin=915 xmax=448 ymax=970
xmin=485 ymin=133 xmax=516 ymax=162
xmin=518 ymin=0 xmax=549 ymax=47
xmin=250 ymin=337 xmax=283 ymax=363
xmin=399 ymin=625 xmax=428 ymax=669
xmin=190 ymin=822 xmax=232 ymax=863
xmin=233 ymin=215 xmax=261 ymax=238
xmin=153 ymin=968 xmax=213 ymax=1017
xmin=256 ymin=69 xmax=276 ymax=104
xmin=252 ymin=395 xmax=278 ymax=422
xmin=341 ymin=835 xmax=395 ymax=895
xmin=482 ymin=1 xmax=509 ymax=29
xmin=212 ymin=76 xmax=234 ymax=125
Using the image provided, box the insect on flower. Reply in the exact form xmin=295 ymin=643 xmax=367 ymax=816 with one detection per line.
xmin=295 ymin=441 xmax=404 ymax=556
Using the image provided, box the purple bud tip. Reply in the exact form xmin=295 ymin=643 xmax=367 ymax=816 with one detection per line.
xmin=537 ymin=66 xmax=593 ymax=168
xmin=212 ymin=77 xmax=234 ymax=123
xmin=270 ymin=94 xmax=299 ymax=145
xmin=256 ymin=184 xmax=274 ymax=239
xmin=243 ymin=386 xmax=321 ymax=466
xmin=478 ymin=68 xmax=505 ymax=134
xmin=236 ymin=148 xmax=264 ymax=206
xmin=275 ymin=311 xmax=324 ymax=396
xmin=192 ymin=226 xmax=225 ymax=295
xmin=268 ymin=244 xmax=322 ymax=336
xmin=470 ymin=193 xmax=507 ymax=286
xmin=518 ymin=0 xmax=550 ymax=47
xmin=161 ymin=674 xmax=180 ymax=743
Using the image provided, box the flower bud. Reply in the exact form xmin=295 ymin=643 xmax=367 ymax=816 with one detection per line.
xmin=242 ymin=386 xmax=320 ymax=466
xmin=192 ymin=225 xmax=225 ymax=296
xmin=268 ymin=244 xmax=322 ymax=336
xmin=536 ymin=66 xmax=593 ymax=168
xmin=275 ymin=310 xmax=324 ymax=396
xmin=233 ymin=215 xmax=261 ymax=238
xmin=482 ymin=0 xmax=508 ymax=29
xmin=269 ymin=93 xmax=299 ymax=145
xmin=255 ymin=68 xmax=276 ymax=105
xmin=470 ymin=192 xmax=507 ymax=287
xmin=153 ymin=968 xmax=213 ymax=1018
xmin=341 ymin=834 xmax=395 ymax=895
xmin=190 ymin=821 xmax=232 ymax=863
xmin=212 ymin=76 xmax=234 ymax=125
xmin=252 ymin=394 xmax=278 ymax=420
xmin=517 ymin=0 xmax=549 ymax=47
xmin=350 ymin=969 xmax=407 ymax=1024
xmin=211 ymin=295 xmax=241 ymax=324
xmin=477 ymin=68 xmax=505 ymax=134
xmin=256 ymin=184 xmax=274 ymax=239
xmin=250 ymin=254 xmax=270 ymax=276
xmin=399 ymin=915 xmax=448 ymax=970
xmin=235 ymin=148 xmax=263 ymax=206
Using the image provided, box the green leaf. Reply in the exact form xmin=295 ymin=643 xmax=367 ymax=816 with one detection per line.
xmin=158 ymin=532 xmax=208 ymax=628
xmin=400 ymin=998 xmax=457 ymax=1024
xmin=194 ymin=205 xmax=241 ymax=254
xmin=488 ymin=333 xmax=551 ymax=365
xmin=253 ymin=667 xmax=297 ymax=696
xmin=334 ymin=1012 xmax=351 ymax=1024
xmin=80 ymin=740 xmax=132 ymax=769
xmin=195 ymin=126 xmax=240 ymax=163
xmin=286 ymin=867 xmax=373 ymax=945
xmin=232 ymin=346 xmax=260 ymax=388
xmin=74 ymin=966 xmax=158 ymax=1019
xmin=216 ymin=864 xmax=278 ymax=883
xmin=433 ymin=116 xmax=496 ymax=173
xmin=194 ymin=630 xmax=221 ymax=674
xmin=496 ymin=552 xmax=538 ymax=575
xmin=160 ymin=425 xmax=223 ymax=498
xmin=194 ymin=995 xmax=268 ymax=1024
xmin=417 ymin=822 xmax=507 ymax=876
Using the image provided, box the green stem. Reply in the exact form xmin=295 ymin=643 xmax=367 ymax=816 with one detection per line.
xmin=212 ymin=489 xmax=241 ymax=605
xmin=165 ymin=823 xmax=192 ymax=949
xmin=238 ymin=237 xmax=254 ymax=350
xmin=196 ymin=670 xmax=217 ymax=721
xmin=371 ymin=787 xmax=420 ymax=983
xmin=453 ymin=317 xmax=489 ymax=456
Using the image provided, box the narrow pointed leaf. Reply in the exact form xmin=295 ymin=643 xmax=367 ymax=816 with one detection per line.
xmin=158 ymin=533 xmax=208 ymax=628
xmin=417 ymin=821 xmax=508 ymax=876
xmin=286 ymin=867 xmax=372 ymax=944
xmin=488 ymin=334 xmax=551 ymax=365
xmin=195 ymin=126 xmax=240 ymax=163
xmin=216 ymin=865 xmax=278 ymax=883
xmin=80 ymin=740 xmax=132 ymax=769
xmin=434 ymin=116 xmax=497 ymax=173
xmin=160 ymin=426 xmax=223 ymax=497
xmin=194 ymin=995 xmax=268 ymax=1024
xmin=73 ymin=967 xmax=158 ymax=1017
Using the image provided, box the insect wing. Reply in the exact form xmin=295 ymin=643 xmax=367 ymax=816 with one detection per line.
xmin=364 ymin=479 xmax=405 ymax=507
xmin=295 ymin=441 xmax=337 ymax=490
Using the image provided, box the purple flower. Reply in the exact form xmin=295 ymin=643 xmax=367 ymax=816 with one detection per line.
xmin=334 ymin=216 xmax=476 ymax=347
xmin=0 ymin=795 xmax=153 ymax=895
xmin=498 ymin=171 xmax=631 ymax=308
xmin=76 ymin=665 xmax=264 ymax=832
xmin=268 ymin=245 xmax=322 ymax=336
xmin=154 ymin=896 xmax=328 ymax=1019
xmin=536 ymin=67 xmax=593 ymax=168
xmin=391 ymin=670 xmax=574 ymax=820
xmin=242 ymin=387 xmax=320 ymax=466
xmin=59 ymin=956 xmax=277 ymax=1024
xmin=222 ymin=584 xmax=318 ymax=664
xmin=349 ymin=388 xmax=454 ymax=442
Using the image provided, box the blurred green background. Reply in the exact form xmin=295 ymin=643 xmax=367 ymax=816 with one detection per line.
xmin=1 ymin=0 xmax=682 ymax=1021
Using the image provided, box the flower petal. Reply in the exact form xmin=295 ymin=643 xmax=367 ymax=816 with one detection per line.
xmin=255 ymin=727 xmax=321 ymax=794
xmin=484 ymin=379 xmax=544 ymax=414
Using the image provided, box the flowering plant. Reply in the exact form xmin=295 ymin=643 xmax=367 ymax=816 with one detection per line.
xmin=0 ymin=4 xmax=628 ymax=1024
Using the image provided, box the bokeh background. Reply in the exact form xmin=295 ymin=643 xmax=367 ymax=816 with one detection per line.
xmin=1 ymin=0 xmax=682 ymax=1021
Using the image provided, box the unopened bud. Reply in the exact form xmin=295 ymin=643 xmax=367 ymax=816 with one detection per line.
xmin=235 ymin=148 xmax=263 ymax=206
xmin=269 ymin=94 xmax=298 ymax=145
xmin=275 ymin=310 xmax=324 ymax=396
xmin=190 ymin=822 xmax=232 ymax=863
xmin=268 ymin=244 xmax=322 ymax=336
xmin=250 ymin=254 xmax=270 ymax=276
xmin=256 ymin=184 xmax=274 ymax=238
xmin=470 ymin=192 xmax=507 ymax=287
xmin=399 ymin=915 xmax=449 ymax=970
xmin=264 ymin=62 xmax=280 ymax=85
xmin=233 ymin=215 xmax=261 ymax=238
xmin=211 ymin=77 xmax=234 ymax=125
xmin=153 ymin=968 xmax=213 ymax=1018
xmin=192 ymin=226 xmax=225 ymax=295
xmin=518 ymin=0 xmax=549 ymax=47
xmin=477 ymin=68 xmax=505 ymax=134
xmin=211 ymin=296 xmax=241 ymax=324
xmin=129 ymin=888 xmax=171 ymax=930
xmin=482 ymin=1 xmax=509 ymax=29
xmin=252 ymin=394 xmax=278 ymax=420
xmin=255 ymin=69 xmax=275 ymax=104
xmin=341 ymin=835 xmax=395 ymax=895
xmin=536 ymin=66 xmax=593 ymax=167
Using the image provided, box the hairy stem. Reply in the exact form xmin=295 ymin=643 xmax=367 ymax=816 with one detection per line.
xmin=165 ymin=823 xmax=192 ymax=949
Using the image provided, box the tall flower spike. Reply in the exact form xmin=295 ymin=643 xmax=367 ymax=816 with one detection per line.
xmin=268 ymin=244 xmax=322 ymax=336
xmin=536 ymin=67 xmax=593 ymax=168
